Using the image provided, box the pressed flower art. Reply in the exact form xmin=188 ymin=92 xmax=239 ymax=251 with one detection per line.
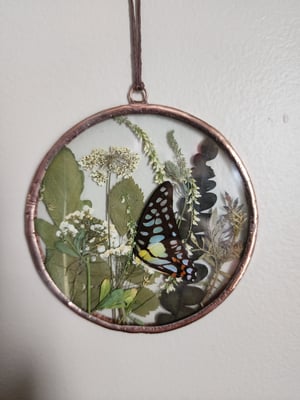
xmin=27 ymin=109 xmax=256 ymax=332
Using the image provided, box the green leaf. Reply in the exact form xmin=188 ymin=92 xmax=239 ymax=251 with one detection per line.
xmin=99 ymin=278 xmax=111 ymax=303
xmin=125 ymin=263 xmax=147 ymax=285
xmin=45 ymin=249 xmax=76 ymax=298
xmin=82 ymin=199 xmax=93 ymax=208
xmin=130 ymin=287 xmax=159 ymax=317
xmin=55 ymin=240 xmax=79 ymax=258
xmin=45 ymin=247 xmax=110 ymax=311
xmin=108 ymin=178 xmax=144 ymax=236
xmin=126 ymin=263 xmax=159 ymax=286
xmin=35 ymin=218 xmax=57 ymax=249
xmin=123 ymin=288 xmax=138 ymax=307
xmin=42 ymin=147 xmax=86 ymax=225
xmin=98 ymin=287 xmax=137 ymax=310
xmin=73 ymin=230 xmax=86 ymax=253
xmin=68 ymin=259 xmax=110 ymax=311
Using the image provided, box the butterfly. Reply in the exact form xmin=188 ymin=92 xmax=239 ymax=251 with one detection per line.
xmin=134 ymin=181 xmax=197 ymax=282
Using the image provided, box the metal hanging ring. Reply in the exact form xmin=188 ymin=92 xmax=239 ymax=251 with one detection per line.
xmin=128 ymin=84 xmax=148 ymax=104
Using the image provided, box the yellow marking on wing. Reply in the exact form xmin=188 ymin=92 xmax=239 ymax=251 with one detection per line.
xmin=147 ymin=243 xmax=168 ymax=258
xmin=138 ymin=243 xmax=168 ymax=263
xmin=138 ymin=249 xmax=152 ymax=262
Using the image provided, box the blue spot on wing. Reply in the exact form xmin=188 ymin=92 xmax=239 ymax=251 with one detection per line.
xmin=143 ymin=218 xmax=154 ymax=227
xmin=148 ymin=257 xmax=172 ymax=266
xmin=164 ymin=264 xmax=178 ymax=273
xmin=149 ymin=234 xmax=165 ymax=244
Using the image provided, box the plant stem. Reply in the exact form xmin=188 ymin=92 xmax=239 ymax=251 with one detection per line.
xmin=177 ymin=192 xmax=188 ymax=230
xmin=201 ymin=261 xmax=220 ymax=305
xmin=106 ymin=173 xmax=111 ymax=249
xmin=105 ymin=173 xmax=114 ymax=283
xmin=86 ymin=257 xmax=91 ymax=313
xmin=62 ymin=253 xmax=71 ymax=298
xmin=105 ymin=172 xmax=116 ymax=321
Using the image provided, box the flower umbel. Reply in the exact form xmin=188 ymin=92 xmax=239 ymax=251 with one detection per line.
xmin=78 ymin=146 xmax=140 ymax=186
xmin=56 ymin=205 xmax=109 ymax=259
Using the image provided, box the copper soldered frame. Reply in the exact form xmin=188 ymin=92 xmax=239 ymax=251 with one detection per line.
xmin=25 ymin=103 xmax=258 ymax=333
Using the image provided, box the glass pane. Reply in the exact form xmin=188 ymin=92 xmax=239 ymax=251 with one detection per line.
xmin=26 ymin=107 xmax=257 ymax=332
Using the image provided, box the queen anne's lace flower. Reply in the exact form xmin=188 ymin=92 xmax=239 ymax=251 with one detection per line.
xmin=56 ymin=206 xmax=111 ymax=260
xmin=78 ymin=147 xmax=140 ymax=186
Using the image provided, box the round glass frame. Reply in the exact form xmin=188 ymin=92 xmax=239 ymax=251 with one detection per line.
xmin=25 ymin=103 xmax=258 ymax=333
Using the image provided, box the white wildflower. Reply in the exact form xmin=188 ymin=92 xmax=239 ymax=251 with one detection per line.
xmin=160 ymin=276 xmax=182 ymax=293
xmin=78 ymin=146 xmax=140 ymax=186
xmin=97 ymin=245 xmax=106 ymax=254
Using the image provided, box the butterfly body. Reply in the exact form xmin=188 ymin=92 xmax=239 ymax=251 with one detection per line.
xmin=134 ymin=181 xmax=197 ymax=282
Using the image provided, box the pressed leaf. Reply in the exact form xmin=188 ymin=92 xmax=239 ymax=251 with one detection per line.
xmin=125 ymin=263 xmax=159 ymax=286
xmin=177 ymin=137 xmax=219 ymax=256
xmin=201 ymin=138 xmax=219 ymax=161
xmin=203 ymin=180 xmax=216 ymax=192
xmin=82 ymin=199 xmax=93 ymax=208
xmin=99 ymin=278 xmax=111 ymax=303
xmin=98 ymin=287 xmax=137 ymax=310
xmin=123 ymin=288 xmax=138 ymax=307
xmin=181 ymin=286 xmax=205 ymax=305
xmin=45 ymin=248 xmax=109 ymax=311
xmin=98 ymin=288 xmax=125 ymax=309
xmin=156 ymin=285 xmax=205 ymax=324
xmin=108 ymin=178 xmax=144 ymax=236
xmin=155 ymin=313 xmax=175 ymax=325
xmin=73 ymin=230 xmax=86 ymax=254
xmin=160 ymin=290 xmax=181 ymax=314
xmin=42 ymin=147 xmax=86 ymax=225
xmin=130 ymin=287 xmax=159 ymax=317
xmin=55 ymin=241 xmax=79 ymax=258
xmin=35 ymin=218 xmax=57 ymax=249
xmin=155 ymin=307 xmax=194 ymax=325
xmin=196 ymin=192 xmax=217 ymax=212
xmin=125 ymin=264 xmax=146 ymax=285
xmin=35 ymin=146 xmax=110 ymax=311
xmin=68 ymin=259 xmax=110 ymax=311
xmin=45 ymin=249 xmax=76 ymax=298
xmin=194 ymin=263 xmax=209 ymax=282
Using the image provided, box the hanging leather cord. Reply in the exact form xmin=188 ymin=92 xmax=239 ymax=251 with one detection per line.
xmin=128 ymin=0 xmax=148 ymax=103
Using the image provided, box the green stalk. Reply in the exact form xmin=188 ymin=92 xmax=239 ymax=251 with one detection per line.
xmin=106 ymin=173 xmax=111 ymax=249
xmin=177 ymin=191 xmax=188 ymax=229
xmin=176 ymin=184 xmax=194 ymax=242
xmin=105 ymin=172 xmax=116 ymax=321
xmin=62 ymin=253 xmax=70 ymax=298
xmin=86 ymin=257 xmax=91 ymax=313
xmin=105 ymin=173 xmax=114 ymax=284
xmin=201 ymin=260 xmax=220 ymax=305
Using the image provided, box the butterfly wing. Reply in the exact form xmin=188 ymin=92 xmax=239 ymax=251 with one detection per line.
xmin=134 ymin=181 xmax=197 ymax=282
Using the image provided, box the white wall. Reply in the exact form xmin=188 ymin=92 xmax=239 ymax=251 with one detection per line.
xmin=1 ymin=1 xmax=299 ymax=399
